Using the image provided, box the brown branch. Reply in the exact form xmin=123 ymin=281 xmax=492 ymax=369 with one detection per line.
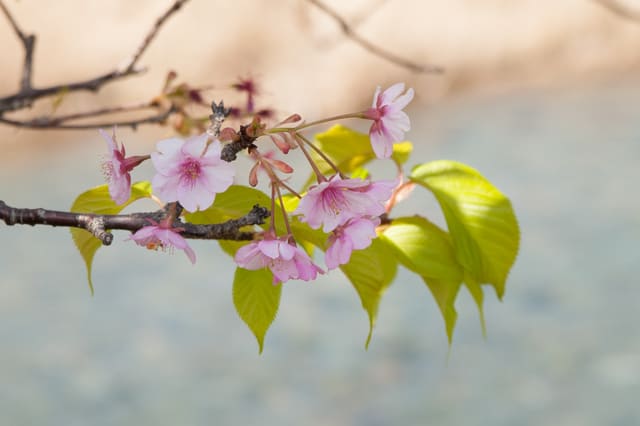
xmin=122 ymin=0 xmax=190 ymax=73
xmin=221 ymin=123 xmax=259 ymax=162
xmin=0 ymin=105 xmax=176 ymax=130
xmin=0 ymin=0 xmax=35 ymax=91
xmin=593 ymin=0 xmax=640 ymax=22
xmin=0 ymin=200 xmax=269 ymax=245
xmin=306 ymin=0 xmax=444 ymax=74
xmin=29 ymin=102 xmax=156 ymax=125
xmin=0 ymin=0 xmax=191 ymax=115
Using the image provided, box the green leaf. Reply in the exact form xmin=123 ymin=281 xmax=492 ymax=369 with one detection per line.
xmin=465 ymin=274 xmax=486 ymax=337
xmin=304 ymin=125 xmax=412 ymax=188
xmin=70 ymin=181 xmax=152 ymax=294
xmin=218 ymin=240 xmax=249 ymax=258
xmin=310 ymin=125 xmax=376 ymax=178
xmin=340 ymin=238 xmax=398 ymax=348
xmin=185 ymin=185 xmax=270 ymax=225
xmin=233 ymin=267 xmax=281 ymax=353
xmin=380 ymin=216 xmax=463 ymax=343
xmin=410 ymin=160 xmax=520 ymax=299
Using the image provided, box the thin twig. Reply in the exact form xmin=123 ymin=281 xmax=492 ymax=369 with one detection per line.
xmin=0 ymin=200 xmax=269 ymax=245
xmin=593 ymin=0 xmax=640 ymax=22
xmin=306 ymin=0 xmax=443 ymax=74
xmin=0 ymin=0 xmax=191 ymax=115
xmin=2 ymin=102 xmax=156 ymax=127
xmin=0 ymin=0 xmax=35 ymax=91
xmin=122 ymin=0 xmax=190 ymax=72
xmin=0 ymin=106 xmax=176 ymax=130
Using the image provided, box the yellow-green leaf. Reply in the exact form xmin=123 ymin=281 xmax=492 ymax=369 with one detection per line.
xmin=340 ymin=238 xmax=397 ymax=348
xmin=464 ymin=274 xmax=486 ymax=337
xmin=304 ymin=125 xmax=412 ymax=187
xmin=380 ymin=216 xmax=463 ymax=343
xmin=233 ymin=267 xmax=281 ymax=354
xmin=311 ymin=125 xmax=376 ymax=178
xmin=218 ymin=240 xmax=249 ymax=258
xmin=70 ymin=181 xmax=152 ymax=294
xmin=410 ymin=161 xmax=520 ymax=299
xmin=185 ymin=185 xmax=270 ymax=224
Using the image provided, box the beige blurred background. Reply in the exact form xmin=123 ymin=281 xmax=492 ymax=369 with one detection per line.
xmin=2 ymin=0 xmax=640 ymax=160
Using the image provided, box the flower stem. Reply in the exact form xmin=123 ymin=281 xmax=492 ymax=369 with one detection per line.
xmin=269 ymin=185 xmax=277 ymax=234
xmin=294 ymin=112 xmax=367 ymax=131
xmin=294 ymin=134 xmax=326 ymax=183
xmin=274 ymin=183 xmax=293 ymax=237
xmin=295 ymin=132 xmax=343 ymax=177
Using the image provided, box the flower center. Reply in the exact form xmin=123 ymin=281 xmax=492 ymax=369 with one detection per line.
xmin=324 ymin=188 xmax=345 ymax=215
xmin=180 ymin=158 xmax=201 ymax=181
xmin=146 ymin=241 xmax=161 ymax=251
xmin=101 ymin=160 xmax=115 ymax=182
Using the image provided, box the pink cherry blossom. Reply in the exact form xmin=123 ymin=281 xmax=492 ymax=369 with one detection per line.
xmin=100 ymin=128 xmax=146 ymax=205
xmin=234 ymin=236 xmax=323 ymax=284
xmin=364 ymin=83 xmax=414 ymax=159
xmin=129 ymin=221 xmax=196 ymax=264
xmin=294 ymin=174 xmax=395 ymax=232
xmin=151 ymin=133 xmax=235 ymax=212
xmin=325 ymin=217 xmax=380 ymax=270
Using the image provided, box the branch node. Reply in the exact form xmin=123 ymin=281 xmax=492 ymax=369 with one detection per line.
xmin=86 ymin=217 xmax=112 ymax=245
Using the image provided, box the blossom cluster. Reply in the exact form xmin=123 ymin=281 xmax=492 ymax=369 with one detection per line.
xmin=100 ymin=83 xmax=414 ymax=284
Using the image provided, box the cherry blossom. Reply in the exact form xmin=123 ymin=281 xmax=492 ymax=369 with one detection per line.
xmin=364 ymin=83 xmax=414 ymax=159
xmin=151 ymin=133 xmax=234 ymax=212
xmin=294 ymin=175 xmax=395 ymax=232
xmin=234 ymin=235 xmax=323 ymax=284
xmin=325 ymin=217 xmax=380 ymax=270
xmin=129 ymin=221 xmax=196 ymax=264
xmin=99 ymin=128 xmax=146 ymax=205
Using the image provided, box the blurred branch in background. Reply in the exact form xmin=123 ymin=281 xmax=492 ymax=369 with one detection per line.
xmin=594 ymin=0 xmax=640 ymax=22
xmin=305 ymin=0 xmax=444 ymax=74
xmin=0 ymin=0 xmax=189 ymax=129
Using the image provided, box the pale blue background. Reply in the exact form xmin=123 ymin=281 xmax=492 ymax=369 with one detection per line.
xmin=1 ymin=79 xmax=639 ymax=425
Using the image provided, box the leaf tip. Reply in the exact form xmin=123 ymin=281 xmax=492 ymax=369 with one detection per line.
xmin=364 ymin=326 xmax=373 ymax=350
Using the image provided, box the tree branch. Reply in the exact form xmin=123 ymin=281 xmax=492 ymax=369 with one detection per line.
xmin=0 ymin=0 xmax=191 ymax=115
xmin=306 ymin=0 xmax=444 ymax=74
xmin=0 ymin=200 xmax=269 ymax=245
xmin=0 ymin=105 xmax=176 ymax=130
xmin=122 ymin=0 xmax=189 ymax=73
xmin=0 ymin=0 xmax=35 ymax=91
xmin=593 ymin=0 xmax=640 ymax=22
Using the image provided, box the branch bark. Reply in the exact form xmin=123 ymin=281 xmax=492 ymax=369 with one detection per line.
xmin=0 ymin=105 xmax=176 ymax=130
xmin=0 ymin=201 xmax=269 ymax=245
xmin=0 ymin=0 xmax=190 ymax=115
xmin=593 ymin=0 xmax=640 ymax=22
xmin=306 ymin=0 xmax=444 ymax=74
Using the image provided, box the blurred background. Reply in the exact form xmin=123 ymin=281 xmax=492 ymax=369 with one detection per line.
xmin=1 ymin=0 xmax=640 ymax=425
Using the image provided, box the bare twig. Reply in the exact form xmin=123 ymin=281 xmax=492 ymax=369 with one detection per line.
xmin=122 ymin=0 xmax=190 ymax=73
xmin=0 ymin=101 xmax=158 ymax=128
xmin=0 ymin=200 xmax=269 ymax=245
xmin=593 ymin=0 xmax=640 ymax=22
xmin=35 ymin=102 xmax=155 ymax=125
xmin=306 ymin=0 xmax=444 ymax=74
xmin=0 ymin=105 xmax=176 ymax=130
xmin=0 ymin=0 xmax=35 ymax=91
xmin=0 ymin=0 xmax=191 ymax=115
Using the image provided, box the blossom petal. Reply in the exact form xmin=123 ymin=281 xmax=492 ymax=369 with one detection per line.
xmin=235 ymin=242 xmax=269 ymax=269
xmin=258 ymin=239 xmax=281 ymax=259
xmin=151 ymin=173 xmax=179 ymax=203
xmin=379 ymin=82 xmax=405 ymax=106
xmin=181 ymin=133 xmax=208 ymax=158
xmin=99 ymin=128 xmax=117 ymax=152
